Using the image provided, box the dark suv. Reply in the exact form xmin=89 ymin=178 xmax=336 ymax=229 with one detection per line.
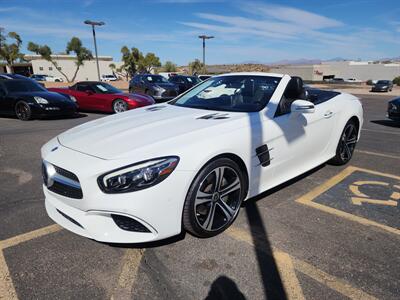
xmin=129 ymin=74 xmax=179 ymax=101
xmin=168 ymin=75 xmax=201 ymax=94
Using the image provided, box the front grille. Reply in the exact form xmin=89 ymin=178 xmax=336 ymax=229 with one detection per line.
xmin=111 ymin=215 xmax=151 ymax=233
xmin=54 ymin=165 xmax=79 ymax=182
xmin=49 ymin=181 xmax=83 ymax=199
xmin=42 ymin=162 xmax=83 ymax=199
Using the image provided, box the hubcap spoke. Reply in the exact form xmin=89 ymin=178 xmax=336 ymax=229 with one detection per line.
xmin=216 ymin=199 xmax=235 ymax=219
xmin=204 ymin=203 xmax=216 ymax=230
xmin=195 ymin=191 xmax=213 ymax=206
xmin=214 ymin=167 xmax=225 ymax=192
xmin=220 ymin=177 xmax=240 ymax=198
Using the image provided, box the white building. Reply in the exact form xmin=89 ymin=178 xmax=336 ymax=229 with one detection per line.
xmin=270 ymin=60 xmax=400 ymax=82
xmin=1 ymin=54 xmax=123 ymax=82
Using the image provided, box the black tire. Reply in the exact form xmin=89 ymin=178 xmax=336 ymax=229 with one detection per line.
xmin=329 ymin=120 xmax=358 ymax=165
xmin=112 ymin=99 xmax=128 ymax=113
xmin=183 ymin=158 xmax=246 ymax=238
xmin=15 ymin=101 xmax=33 ymax=121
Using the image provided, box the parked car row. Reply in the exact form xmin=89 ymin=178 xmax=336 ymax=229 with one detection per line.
xmin=128 ymin=74 xmax=204 ymax=102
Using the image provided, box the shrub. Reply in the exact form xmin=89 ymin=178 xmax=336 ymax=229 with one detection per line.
xmin=393 ymin=76 xmax=400 ymax=86
xmin=366 ymin=79 xmax=374 ymax=86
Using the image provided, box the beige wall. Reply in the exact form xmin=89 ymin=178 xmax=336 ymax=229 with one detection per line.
xmin=25 ymin=55 xmax=123 ymax=82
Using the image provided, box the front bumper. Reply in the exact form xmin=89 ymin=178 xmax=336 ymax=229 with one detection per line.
xmin=388 ymin=111 xmax=400 ymax=121
xmin=42 ymin=143 xmax=192 ymax=243
xmin=371 ymin=87 xmax=389 ymax=92
xmin=31 ymin=103 xmax=77 ymax=117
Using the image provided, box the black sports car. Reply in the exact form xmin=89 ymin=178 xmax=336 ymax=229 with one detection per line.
xmin=371 ymin=80 xmax=393 ymax=92
xmin=0 ymin=77 xmax=77 ymax=121
xmin=388 ymin=97 xmax=400 ymax=122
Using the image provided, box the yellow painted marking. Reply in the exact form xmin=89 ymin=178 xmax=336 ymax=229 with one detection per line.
xmin=296 ymin=166 xmax=400 ymax=235
xmin=355 ymin=150 xmax=400 ymax=160
xmin=352 ymin=181 xmax=389 ymax=186
xmin=351 ymin=197 xmax=397 ymax=206
xmin=226 ymin=227 xmax=304 ymax=300
xmin=0 ymin=252 xmax=18 ymax=300
xmin=391 ymin=192 xmax=400 ymax=200
xmin=226 ymin=227 xmax=376 ymax=300
xmin=0 ymin=224 xmax=62 ymax=250
xmin=349 ymin=185 xmax=368 ymax=198
xmin=294 ymin=260 xmax=377 ymax=300
xmin=111 ymin=249 xmax=145 ymax=300
xmin=0 ymin=224 xmax=62 ymax=300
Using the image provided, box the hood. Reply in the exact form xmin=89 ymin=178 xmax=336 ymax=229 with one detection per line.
xmin=13 ymin=91 xmax=74 ymax=104
xmin=389 ymin=98 xmax=400 ymax=105
xmin=58 ymin=104 xmax=247 ymax=160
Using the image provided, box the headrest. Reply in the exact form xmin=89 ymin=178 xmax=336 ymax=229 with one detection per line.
xmin=242 ymin=79 xmax=254 ymax=97
xmin=284 ymin=76 xmax=304 ymax=100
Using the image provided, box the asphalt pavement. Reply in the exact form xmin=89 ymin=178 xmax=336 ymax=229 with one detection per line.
xmin=0 ymin=94 xmax=399 ymax=300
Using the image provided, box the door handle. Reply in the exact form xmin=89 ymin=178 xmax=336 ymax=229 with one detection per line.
xmin=324 ymin=111 xmax=333 ymax=118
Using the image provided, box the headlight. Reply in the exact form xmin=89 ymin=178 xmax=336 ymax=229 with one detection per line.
xmin=69 ymin=95 xmax=77 ymax=102
xmin=382 ymin=86 xmax=387 ymax=89
xmin=154 ymin=86 xmax=165 ymax=92
xmin=34 ymin=96 xmax=49 ymax=104
xmin=98 ymin=156 xmax=179 ymax=193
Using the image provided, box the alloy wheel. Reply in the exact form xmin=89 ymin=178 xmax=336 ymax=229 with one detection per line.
xmin=194 ymin=166 xmax=242 ymax=232
xmin=113 ymin=99 xmax=128 ymax=113
xmin=338 ymin=123 xmax=357 ymax=162
xmin=15 ymin=102 xmax=30 ymax=120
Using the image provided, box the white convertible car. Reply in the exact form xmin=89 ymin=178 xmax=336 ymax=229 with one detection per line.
xmin=41 ymin=73 xmax=363 ymax=243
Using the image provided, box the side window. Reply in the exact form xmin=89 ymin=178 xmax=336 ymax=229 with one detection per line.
xmin=169 ymin=77 xmax=177 ymax=83
xmin=76 ymin=84 xmax=89 ymax=92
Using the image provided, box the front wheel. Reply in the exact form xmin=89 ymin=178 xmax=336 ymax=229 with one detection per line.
xmin=112 ymin=99 xmax=128 ymax=113
xmin=183 ymin=158 xmax=246 ymax=238
xmin=329 ymin=120 xmax=358 ymax=165
xmin=15 ymin=101 xmax=33 ymax=121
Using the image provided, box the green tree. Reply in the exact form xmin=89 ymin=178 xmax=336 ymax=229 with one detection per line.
xmin=66 ymin=37 xmax=93 ymax=82
xmin=188 ymin=59 xmax=203 ymax=75
xmin=120 ymin=46 xmax=143 ymax=78
xmin=393 ymin=76 xmax=400 ymax=86
xmin=163 ymin=61 xmax=177 ymax=72
xmin=28 ymin=37 xmax=92 ymax=82
xmin=140 ymin=52 xmax=161 ymax=73
xmin=0 ymin=30 xmax=24 ymax=73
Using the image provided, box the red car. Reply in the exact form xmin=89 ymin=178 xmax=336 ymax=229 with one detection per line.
xmin=48 ymin=81 xmax=155 ymax=113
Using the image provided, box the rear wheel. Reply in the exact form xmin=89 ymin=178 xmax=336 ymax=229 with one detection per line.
xmin=15 ymin=101 xmax=33 ymax=121
xmin=112 ymin=99 xmax=128 ymax=113
xmin=329 ymin=120 xmax=358 ymax=165
xmin=183 ymin=158 xmax=246 ymax=238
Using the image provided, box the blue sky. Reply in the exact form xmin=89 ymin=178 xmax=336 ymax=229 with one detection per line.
xmin=1 ymin=0 xmax=399 ymax=65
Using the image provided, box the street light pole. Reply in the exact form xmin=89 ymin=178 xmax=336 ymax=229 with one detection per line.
xmin=84 ymin=20 xmax=105 ymax=81
xmin=198 ymin=35 xmax=214 ymax=72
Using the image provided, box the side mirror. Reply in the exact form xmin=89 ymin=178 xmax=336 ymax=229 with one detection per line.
xmin=85 ymin=90 xmax=94 ymax=95
xmin=291 ymin=100 xmax=315 ymax=114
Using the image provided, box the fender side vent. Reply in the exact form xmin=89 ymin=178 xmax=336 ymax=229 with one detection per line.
xmin=197 ymin=113 xmax=230 ymax=120
xmin=111 ymin=214 xmax=151 ymax=233
xmin=146 ymin=105 xmax=166 ymax=111
xmin=256 ymin=144 xmax=272 ymax=167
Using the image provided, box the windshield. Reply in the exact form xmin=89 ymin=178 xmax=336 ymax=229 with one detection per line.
xmin=187 ymin=76 xmax=201 ymax=84
xmin=3 ymin=80 xmax=47 ymax=93
xmin=377 ymin=80 xmax=389 ymax=84
xmin=145 ymin=75 xmax=169 ymax=83
xmin=92 ymin=83 xmax=122 ymax=94
xmin=170 ymin=75 xmax=281 ymax=112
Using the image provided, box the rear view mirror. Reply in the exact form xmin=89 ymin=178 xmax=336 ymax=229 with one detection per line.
xmin=291 ymin=100 xmax=315 ymax=114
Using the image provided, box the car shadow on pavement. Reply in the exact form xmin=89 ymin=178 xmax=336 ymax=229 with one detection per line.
xmin=371 ymin=120 xmax=400 ymax=128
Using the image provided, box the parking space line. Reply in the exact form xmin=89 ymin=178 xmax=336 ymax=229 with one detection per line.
xmin=0 ymin=224 xmax=62 ymax=250
xmin=0 ymin=252 xmax=18 ymax=300
xmin=111 ymin=249 xmax=145 ymax=300
xmin=296 ymin=166 xmax=400 ymax=235
xmin=226 ymin=227 xmax=377 ymax=300
xmin=226 ymin=227 xmax=305 ymax=300
xmin=294 ymin=259 xmax=377 ymax=300
xmin=355 ymin=150 xmax=400 ymax=160
xmin=0 ymin=224 xmax=62 ymax=300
